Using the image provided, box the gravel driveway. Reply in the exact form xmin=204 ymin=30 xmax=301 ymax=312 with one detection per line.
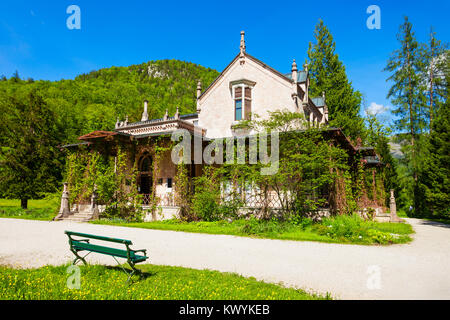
xmin=0 ymin=217 xmax=449 ymax=299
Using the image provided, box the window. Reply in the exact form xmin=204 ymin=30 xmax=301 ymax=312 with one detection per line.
xmin=232 ymin=83 xmax=253 ymax=121
xmin=167 ymin=178 xmax=173 ymax=189
xmin=140 ymin=156 xmax=151 ymax=172
xmin=235 ymin=99 xmax=242 ymax=120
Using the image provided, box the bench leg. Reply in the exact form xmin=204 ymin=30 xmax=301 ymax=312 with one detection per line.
xmin=128 ymin=262 xmax=144 ymax=281
xmin=112 ymin=256 xmax=143 ymax=283
xmin=71 ymin=249 xmax=88 ymax=266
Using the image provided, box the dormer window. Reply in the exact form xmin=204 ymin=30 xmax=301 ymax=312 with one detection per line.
xmin=231 ymin=79 xmax=255 ymax=121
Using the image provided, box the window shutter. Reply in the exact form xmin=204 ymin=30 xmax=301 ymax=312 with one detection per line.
xmin=244 ymin=99 xmax=251 ymax=120
xmin=235 ymin=87 xmax=242 ymax=98
xmin=245 ymin=87 xmax=251 ymax=98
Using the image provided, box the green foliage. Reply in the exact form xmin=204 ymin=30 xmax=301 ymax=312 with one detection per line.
xmin=415 ymin=91 xmax=450 ymax=218
xmin=318 ymin=214 xmax=411 ymax=244
xmin=65 ymin=147 xmax=143 ymax=222
xmin=364 ymin=113 xmax=400 ymax=207
xmin=0 ymin=60 xmax=219 ymax=203
xmin=0 ymin=88 xmax=64 ymax=208
xmin=307 ymin=19 xmax=364 ymax=141
xmin=174 ymin=163 xmax=194 ymax=221
xmin=0 ymin=264 xmax=325 ymax=300
xmin=191 ymin=166 xmax=242 ymax=222
xmin=238 ymin=110 xmax=351 ymax=217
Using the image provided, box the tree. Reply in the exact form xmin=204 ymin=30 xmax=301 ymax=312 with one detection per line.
xmin=307 ymin=20 xmax=364 ymax=140
xmin=364 ymin=111 xmax=400 ymax=207
xmin=384 ymin=17 xmax=426 ymax=182
xmin=424 ymin=28 xmax=448 ymax=133
xmin=0 ymin=89 xmax=63 ymax=209
xmin=415 ymin=59 xmax=450 ymax=218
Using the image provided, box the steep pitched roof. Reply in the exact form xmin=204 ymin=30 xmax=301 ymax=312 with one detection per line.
xmin=198 ymin=52 xmax=294 ymax=100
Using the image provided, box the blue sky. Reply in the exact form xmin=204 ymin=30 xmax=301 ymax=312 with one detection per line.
xmin=1 ymin=0 xmax=449 ymax=123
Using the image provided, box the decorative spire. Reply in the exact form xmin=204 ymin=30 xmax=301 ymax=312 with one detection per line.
xmin=115 ymin=117 xmax=120 ymax=129
xmin=141 ymin=100 xmax=149 ymax=122
xmin=175 ymin=107 xmax=180 ymax=120
xmin=291 ymin=59 xmax=298 ymax=84
xmin=124 ymin=115 xmax=128 ymax=126
xmin=240 ymin=31 xmax=246 ymax=55
xmin=291 ymin=59 xmax=298 ymax=72
xmin=322 ymin=91 xmax=326 ymax=103
xmin=163 ymin=109 xmax=168 ymax=121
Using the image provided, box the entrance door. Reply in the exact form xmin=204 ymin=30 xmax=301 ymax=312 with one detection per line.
xmin=139 ymin=155 xmax=152 ymax=205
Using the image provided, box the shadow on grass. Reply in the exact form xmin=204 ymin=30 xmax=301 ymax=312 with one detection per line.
xmin=103 ymin=265 xmax=157 ymax=281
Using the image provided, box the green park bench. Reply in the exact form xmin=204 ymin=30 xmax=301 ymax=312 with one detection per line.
xmin=65 ymin=230 xmax=149 ymax=281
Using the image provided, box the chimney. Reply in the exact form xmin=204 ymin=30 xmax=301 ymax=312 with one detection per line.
xmin=196 ymin=81 xmax=202 ymax=99
xmin=141 ymin=100 xmax=149 ymax=122
xmin=196 ymin=81 xmax=202 ymax=113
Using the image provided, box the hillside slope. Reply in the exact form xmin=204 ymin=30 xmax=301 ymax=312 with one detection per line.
xmin=0 ymin=60 xmax=219 ymax=144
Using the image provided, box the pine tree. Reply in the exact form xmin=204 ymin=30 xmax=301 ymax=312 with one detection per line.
xmin=384 ymin=16 xmax=426 ymax=182
xmin=415 ymin=58 xmax=450 ymax=217
xmin=424 ymin=28 xmax=448 ymax=133
xmin=0 ymin=89 xmax=63 ymax=209
xmin=307 ymin=20 xmax=364 ymax=140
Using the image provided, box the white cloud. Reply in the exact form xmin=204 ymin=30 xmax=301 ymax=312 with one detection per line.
xmin=367 ymin=102 xmax=388 ymax=116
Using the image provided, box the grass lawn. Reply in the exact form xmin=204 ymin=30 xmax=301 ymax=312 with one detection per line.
xmin=0 ymin=198 xmax=58 ymax=221
xmin=0 ymin=198 xmax=414 ymax=245
xmin=93 ymin=215 xmax=414 ymax=245
xmin=0 ymin=264 xmax=327 ymax=300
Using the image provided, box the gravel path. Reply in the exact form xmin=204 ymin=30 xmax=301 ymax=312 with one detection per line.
xmin=0 ymin=217 xmax=449 ymax=299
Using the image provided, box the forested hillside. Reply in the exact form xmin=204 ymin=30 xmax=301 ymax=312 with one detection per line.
xmin=0 ymin=60 xmax=219 ymax=145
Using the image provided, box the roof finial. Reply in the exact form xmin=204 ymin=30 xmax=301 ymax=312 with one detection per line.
xmin=292 ymin=59 xmax=298 ymax=71
xmin=240 ymin=31 xmax=246 ymax=55
xmin=322 ymin=91 xmax=326 ymax=102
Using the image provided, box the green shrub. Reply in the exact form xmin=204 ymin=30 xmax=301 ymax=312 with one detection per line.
xmin=192 ymin=190 xmax=220 ymax=221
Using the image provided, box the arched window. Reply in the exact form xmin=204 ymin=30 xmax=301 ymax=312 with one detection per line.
xmin=140 ymin=155 xmax=151 ymax=172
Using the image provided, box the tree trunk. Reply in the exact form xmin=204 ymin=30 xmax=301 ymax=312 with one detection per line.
xmin=21 ymin=198 xmax=28 ymax=210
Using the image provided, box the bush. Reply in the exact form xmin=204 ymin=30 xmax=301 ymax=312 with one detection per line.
xmin=191 ymin=190 xmax=220 ymax=222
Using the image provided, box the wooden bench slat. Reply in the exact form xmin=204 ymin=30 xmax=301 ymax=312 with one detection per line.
xmin=65 ymin=231 xmax=132 ymax=245
xmin=72 ymin=241 xmax=132 ymax=258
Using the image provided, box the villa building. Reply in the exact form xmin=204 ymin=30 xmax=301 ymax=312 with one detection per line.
xmin=58 ymin=31 xmax=384 ymax=222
